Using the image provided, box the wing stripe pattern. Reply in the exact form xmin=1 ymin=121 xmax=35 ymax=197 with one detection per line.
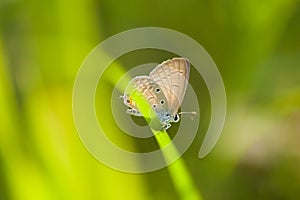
xmin=149 ymin=64 xmax=171 ymax=108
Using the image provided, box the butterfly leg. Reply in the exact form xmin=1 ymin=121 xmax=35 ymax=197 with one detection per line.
xmin=126 ymin=108 xmax=142 ymax=116
xmin=162 ymin=123 xmax=171 ymax=130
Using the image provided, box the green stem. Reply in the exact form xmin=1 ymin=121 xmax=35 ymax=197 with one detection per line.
xmin=152 ymin=129 xmax=203 ymax=200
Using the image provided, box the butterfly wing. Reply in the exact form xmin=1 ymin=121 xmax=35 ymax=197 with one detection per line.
xmin=149 ymin=58 xmax=190 ymax=115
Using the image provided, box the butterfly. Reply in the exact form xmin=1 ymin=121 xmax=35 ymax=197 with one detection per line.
xmin=121 ymin=58 xmax=192 ymax=130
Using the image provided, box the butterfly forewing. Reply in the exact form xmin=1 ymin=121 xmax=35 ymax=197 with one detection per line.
xmin=149 ymin=58 xmax=190 ymax=115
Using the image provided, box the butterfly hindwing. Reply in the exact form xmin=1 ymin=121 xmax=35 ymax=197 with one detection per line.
xmin=124 ymin=76 xmax=168 ymax=115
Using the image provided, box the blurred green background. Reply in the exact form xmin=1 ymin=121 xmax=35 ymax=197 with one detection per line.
xmin=1 ymin=0 xmax=300 ymax=199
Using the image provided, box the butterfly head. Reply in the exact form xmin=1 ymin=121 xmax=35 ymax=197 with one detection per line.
xmin=155 ymin=111 xmax=180 ymax=130
xmin=157 ymin=112 xmax=179 ymax=123
xmin=173 ymin=113 xmax=180 ymax=122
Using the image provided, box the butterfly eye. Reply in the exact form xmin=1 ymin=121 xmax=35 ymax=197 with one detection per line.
xmin=160 ymin=100 xmax=165 ymax=105
xmin=155 ymin=88 xmax=160 ymax=93
xmin=152 ymin=104 xmax=157 ymax=108
xmin=173 ymin=114 xmax=180 ymax=122
xmin=126 ymin=99 xmax=130 ymax=103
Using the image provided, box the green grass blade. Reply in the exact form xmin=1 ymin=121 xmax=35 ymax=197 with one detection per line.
xmin=130 ymin=86 xmax=203 ymax=200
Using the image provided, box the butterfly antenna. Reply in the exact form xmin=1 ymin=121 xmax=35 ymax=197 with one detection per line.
xmin=178 ymin=111 xmax=197 ymax=120
xmin=178 ymin=111 xmax=197 ymax=115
